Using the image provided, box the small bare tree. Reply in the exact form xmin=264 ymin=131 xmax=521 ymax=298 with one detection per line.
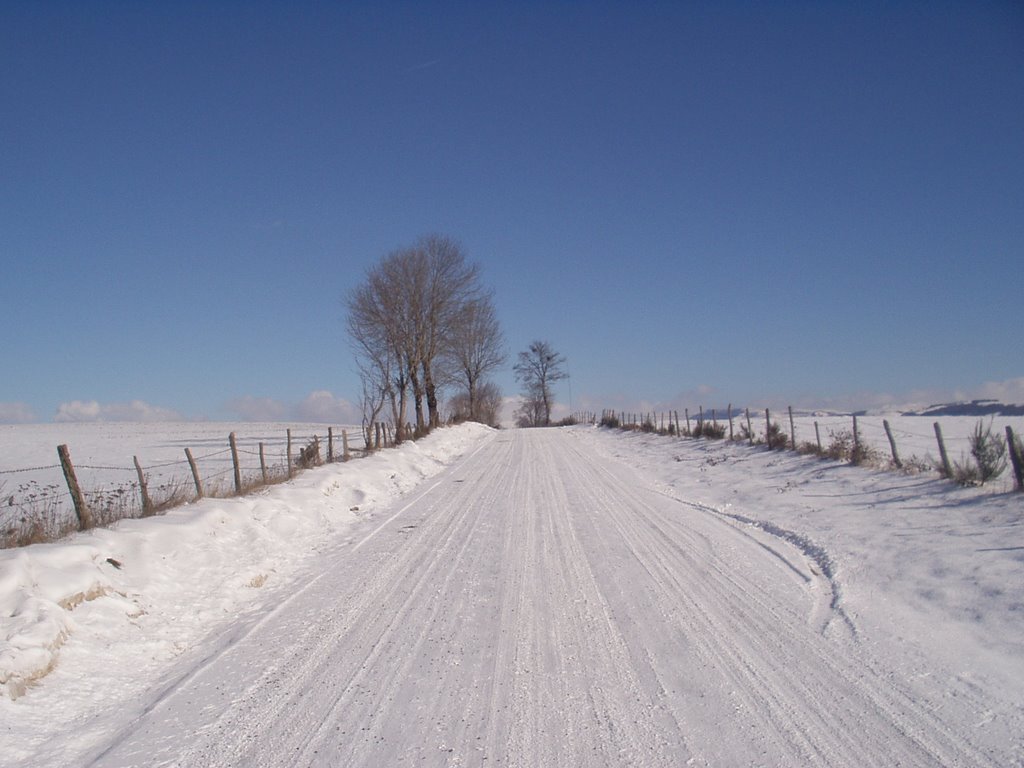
xmin=514 ymin=340 xmax=567 ymax=427
xmin=450 ymin=380 xmax=504 ymax=428
xmin=447 ymin=294 xmax=506 ymax=422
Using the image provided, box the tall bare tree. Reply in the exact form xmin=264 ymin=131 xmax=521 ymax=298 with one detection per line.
xmin=347 ymin=249 xmax=418 ymax=442
xmin=514 ymin=340 xmax=567 ymax=427
xmin=447 ymin=294 xmax=506 ymax=422
xmin=418 ymin=234 xmax=482 ymax=429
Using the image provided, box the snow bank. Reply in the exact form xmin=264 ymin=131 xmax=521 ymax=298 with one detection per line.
xmin=0 ymin=423 xmax=493 ymax=702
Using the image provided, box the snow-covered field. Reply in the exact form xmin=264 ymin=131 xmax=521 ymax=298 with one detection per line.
xmin=0 ymin=421 xmax=362 ymax=538
xmin=1 ymin=422 xmax=1021 ymax=766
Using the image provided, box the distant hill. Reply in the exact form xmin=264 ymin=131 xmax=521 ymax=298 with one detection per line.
xmin=901 ymin=400 xmax=1024 ymax=417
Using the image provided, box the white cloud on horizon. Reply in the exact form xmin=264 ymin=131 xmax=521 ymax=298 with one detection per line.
xmin=223 ymin=395 xmax=288 ymax=423
xmin=54 ymin=399 xmax=184 ymax=423
xmin=293 ymin=390 xmax=361 ymax=424
xmin=0 ymin=402 xmax=36 ymax=424
xmin=955 ymin=377 xmax=1024 ymax=406
xmin=225 ymin=391 xmax=361 ymax=424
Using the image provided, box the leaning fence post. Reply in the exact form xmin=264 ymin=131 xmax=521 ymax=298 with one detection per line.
xmin=185 ymin=447 xmax=204 ymax=499
xmin=259 ymin=442 xmax=268 ymax=484
xmin=229 ymin=432 xmax=242 ymax=494
xmin=1006 ymin=426 xmax=1023 ymax=491
xmin=685 ymin=408 xmax=691 ymax=436
xmin=328 ymin=427 xmax=335 ymax=462
xmin=814 ymin=421 xmax=822 ymax=454
xmin=58 ymin=444 xmax=92 ymax=530
xmin=746 ymin=408 xmax=753 ymax=445
xmin=728 ymin=404 xmax=734 ymax=441
xmin=934 ymin=422 xmax=952 ymax=478
xmin=765 ymin=408 xmax=772 ymax=449
xmin=133 ymin=456 xmax=153 ymax=515
xmin=788 ymin=406 xmax=796 ymax=450
xmin=883 ymin=420 xmax=902 ymax=469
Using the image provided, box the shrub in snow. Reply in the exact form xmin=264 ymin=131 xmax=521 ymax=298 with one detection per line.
xmin=952 ymin=455 xmax=982 ymax=486
xmin=967 ymin=419 xmax=1007 ymax=485
xmin=765 ymin=421 xmax=788 ymax=450
xmin=796 ymin=440 xmax=822 ymax=456
xmin=693 ymin=421 xmax=726 ymax=440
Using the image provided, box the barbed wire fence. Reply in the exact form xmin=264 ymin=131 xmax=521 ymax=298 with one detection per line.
xmin=596 ymin=406 xmax=1024 ymax=493
xmin=0 ymin=422 xmax=391 ymax=549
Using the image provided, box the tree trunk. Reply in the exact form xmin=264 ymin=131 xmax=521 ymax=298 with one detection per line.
xmin=423 ymin=360 xmax=440 ymax=429
xmin=409 ymin=364 xmax=426 ymax=436
xmin=467 ymin=377 xmax=477 ymax=422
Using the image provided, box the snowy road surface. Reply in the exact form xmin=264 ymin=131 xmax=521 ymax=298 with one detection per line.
xmin=84 ymin=428 xmax=1005 ymax=767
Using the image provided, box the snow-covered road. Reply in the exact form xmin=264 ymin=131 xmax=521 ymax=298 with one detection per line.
xmin=75 ymin=428 xmax=1006 ymax=767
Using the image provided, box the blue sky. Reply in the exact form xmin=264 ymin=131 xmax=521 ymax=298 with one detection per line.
xmin=2 ymin=1 xmax=1022 ymax=424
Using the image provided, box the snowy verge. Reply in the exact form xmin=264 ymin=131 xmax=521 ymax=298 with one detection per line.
xmin=0 ymin=423 xmax=494 ymax=702
xmin=573 ymin=426 xmax=1024 ymax=696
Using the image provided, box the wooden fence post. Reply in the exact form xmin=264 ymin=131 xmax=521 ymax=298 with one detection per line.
xmin=287 ymin=429 xmax=293 ymax=478
xmin=746 ymin=408 xmax=753 ymax=445
xmin=229 ymin=432 xmax=242 ymax=494
xmin=259 ymin=442 xmax=268 ymax=484
xmin=1006 ymin=426 xmax=1023 ymax=491
xmin=728 ymin=404 xmax=734 ymax=441
xmin=342 ymin=429 xmax=351 ymax=461
xmin=814 ymin=421 xmax=822 ymax=454
xmin=788 ymin=406 xmax=796 ymax=450
xmin=685 ymin=409 xmax=691 ymax=436
xmin=933 ymin=422 xmax=952 ymax=478
xmin=185 ymin=448 xmax=204 ymax=499
xmin=883 ymin=419 xmax=902 ymax=469
xmin=765 ymin=409 xmax=772 ymax=449
xmin=328 ymin=427 xmax=334 ymax=462
xmin=58 ymin=444 xmax=92 ymax=530
xmin=133 ymin=456 xmax=153 ymax=515
xmin=852 ymin=415 xmax=860 ymax=463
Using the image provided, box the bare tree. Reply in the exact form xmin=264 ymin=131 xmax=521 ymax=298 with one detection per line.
xmin=347 ymin=234 xmax=498 ymax=439
xmin=449 ymin=380 xmax=504 ymax=428
xmin=447 ymin=294 xmax=506 ymax=422
xmin=513 ymin=340 xmax=567 ymax=427
xmin=347 ymin=253 xmax=417 ymax=442
xmin=514 ymin=388 xmax=546 ymax=428
xmin=475 ymin=381 xmax=504 ymax=428
xmin=418 ymin=234 xmax=482 ymax=430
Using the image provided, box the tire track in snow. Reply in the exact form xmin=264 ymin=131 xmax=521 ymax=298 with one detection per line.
xmin=560 ymin=430 xmax=1002 ymax=767
xmin=89 ymin=428 xmax=1005 ymax=767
